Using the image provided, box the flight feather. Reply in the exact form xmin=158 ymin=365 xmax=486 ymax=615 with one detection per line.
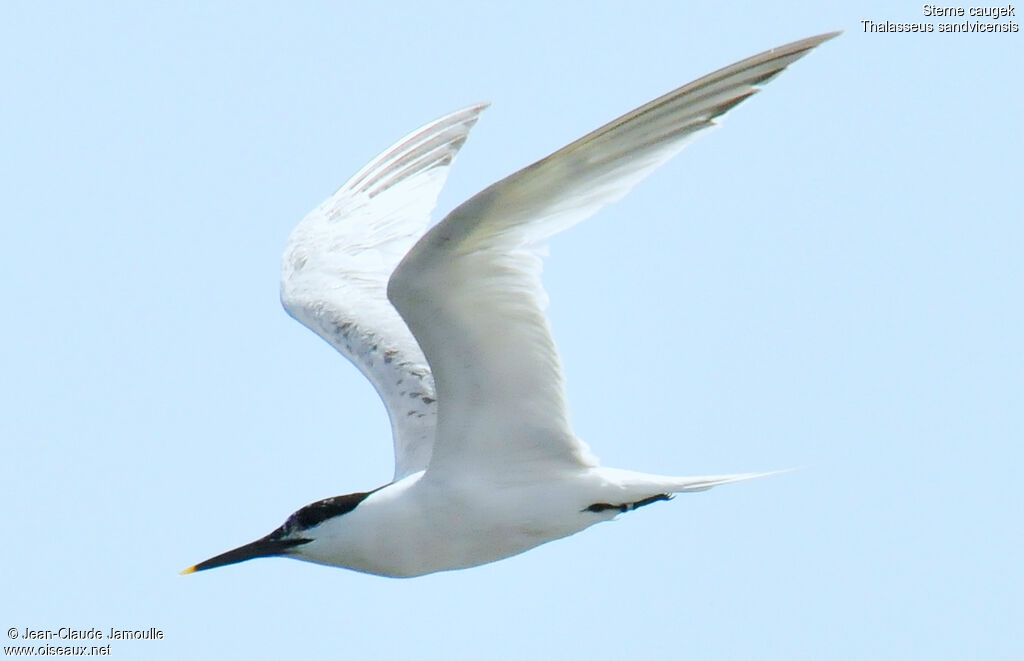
xmin=281 ymin=104 xmax=488 ymax=479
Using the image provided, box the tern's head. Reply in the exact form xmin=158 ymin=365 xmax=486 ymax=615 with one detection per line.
xmin=181 ymin=491 xmax=374 ymax=574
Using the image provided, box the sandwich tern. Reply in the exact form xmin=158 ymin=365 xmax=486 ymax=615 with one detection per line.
xmin=184 ymin=32 xmax=837 ymax=578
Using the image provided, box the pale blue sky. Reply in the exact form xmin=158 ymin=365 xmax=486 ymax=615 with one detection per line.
xmin=2 ymin=2 xmax=1020 ymax=659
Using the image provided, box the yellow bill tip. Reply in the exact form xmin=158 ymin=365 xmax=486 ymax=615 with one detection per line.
xmin=180 ymin=565 xmax=198 ymax=575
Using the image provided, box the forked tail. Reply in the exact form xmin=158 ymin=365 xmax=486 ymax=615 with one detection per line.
xmin=666 ymin=469 xmax=792 ymax=493
xmin=588 ymin=467 xmax=792 ymax=511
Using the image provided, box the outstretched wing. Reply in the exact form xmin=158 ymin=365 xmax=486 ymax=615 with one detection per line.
xmin=389 ymin=34 xmax=837 ymax=478
xmin=281 ymin=104 xmax=488 ymax=479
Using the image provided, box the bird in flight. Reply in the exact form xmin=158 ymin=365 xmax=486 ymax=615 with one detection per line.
xmin=184 ymin=32 xmax=837 ymax=578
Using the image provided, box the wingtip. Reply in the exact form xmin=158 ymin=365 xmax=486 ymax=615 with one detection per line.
xmin=445 ymin=102 xmax=491 ymax=125
xmin=798 ymin=30 xmax=843 ymax=47
xmin=772 ymin=31 xmax=842 ymax=58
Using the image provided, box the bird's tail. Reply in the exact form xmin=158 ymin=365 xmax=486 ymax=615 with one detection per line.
xmin=592 ymin=466 xmax=791 ymax=497
xmin=578 ymin=467 xmax=788 ymax=516
xmin=661 ymin=469 xmax=791 ymax=493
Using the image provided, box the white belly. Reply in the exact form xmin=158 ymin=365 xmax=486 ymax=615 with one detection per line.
xmin=295 ymin=469 xmax=626 ymax=577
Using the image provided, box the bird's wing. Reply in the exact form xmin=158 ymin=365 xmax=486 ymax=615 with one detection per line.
xmin=389 ymin=33 xmax=837 ymax=478
xmin=281 ymin=104 xmax=488 ymax=480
